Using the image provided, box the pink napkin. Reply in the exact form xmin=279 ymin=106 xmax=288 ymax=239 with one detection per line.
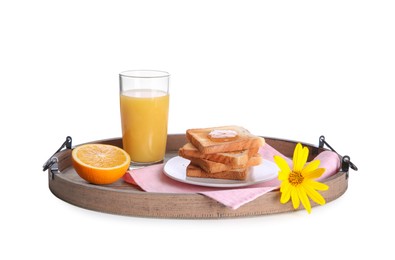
xmin=123 ymin=144 xmax=340 ymax=209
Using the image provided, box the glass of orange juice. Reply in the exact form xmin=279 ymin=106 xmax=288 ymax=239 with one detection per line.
xmin=119 ymin=70 xmax=170 ymax=166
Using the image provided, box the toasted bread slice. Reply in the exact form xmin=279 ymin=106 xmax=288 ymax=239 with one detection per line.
xmin=186 ymin=126 xmax=264 ymax=154
xmin=179 ymin=142 xmax=259 ymax=166
xmin=186 ymin=164 xmax=250 ymax=180
xmin=188 ymin=153 xmax=262 ymax=173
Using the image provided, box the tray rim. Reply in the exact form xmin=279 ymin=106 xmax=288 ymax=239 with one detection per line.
xmin=47 ymin=134 xmax=348 ymax=218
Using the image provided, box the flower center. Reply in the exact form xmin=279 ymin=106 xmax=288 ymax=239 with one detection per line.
xmin=288 ymin=171 xmax=304 ymax=186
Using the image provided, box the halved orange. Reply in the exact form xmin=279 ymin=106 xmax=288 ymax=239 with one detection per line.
xmin=71 ymin=143 xmax=131 ymax=185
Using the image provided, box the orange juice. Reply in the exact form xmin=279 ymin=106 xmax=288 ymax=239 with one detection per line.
xmin=120 ymin=89 xmax=169 ymax=163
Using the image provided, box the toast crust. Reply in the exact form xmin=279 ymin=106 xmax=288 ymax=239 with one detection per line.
xmin=186 ymin=126 xmax=265 ymax=154
xmin=186 ymin=164 xmax=249 ymax=180
xmin=179 ymin=142 xmax=259 ymax=166
xmin=187 ymin=153 xmax=262 ymax=173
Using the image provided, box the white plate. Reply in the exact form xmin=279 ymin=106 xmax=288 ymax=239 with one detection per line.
xmin=163 ymin=156 xmax=279 ymax=188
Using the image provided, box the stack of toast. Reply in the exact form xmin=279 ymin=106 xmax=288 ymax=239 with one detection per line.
xmin=178 ymin=126 xmax=265 ymax=180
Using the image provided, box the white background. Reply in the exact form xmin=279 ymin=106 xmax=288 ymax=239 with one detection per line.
xmin=1 ymin=0 xmax=394 ymax=259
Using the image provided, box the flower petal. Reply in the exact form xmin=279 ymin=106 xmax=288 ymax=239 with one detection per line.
xmin=298 ymin=187 xmax=312 ymax=214
xmin=291 ymin=188 xmax=300 ymax=209
xmin=274 ymin=156 xmax=291 ymax=181
xmin=302 ymin=159 xmax=320 ymax=174
xmin=306 ymin=179 xmax=329 ymax=191
xmin=280 ymin=182 xmax=291 ymax=204
xmin=303 ymin=168 xmax=326 ymax=180
xmin=293 ymin=143 xmax=309 ymax=173
xmin=280 ymin=181 xmax=288 ymax=192
xmin=292 ymin=143 xmax=302 ymax=171
xmin=303 ymin=183 xmax=326 ymax=205
xmin=274 ymin=155 xmax=291 ymax=180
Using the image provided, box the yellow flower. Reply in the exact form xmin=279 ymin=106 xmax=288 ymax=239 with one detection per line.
xmin=274 ymin=143 xmax=328 ymax=213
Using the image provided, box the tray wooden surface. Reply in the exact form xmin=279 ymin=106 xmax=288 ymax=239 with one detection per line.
xmin=47 ymin=134 xmax=348 ymax=218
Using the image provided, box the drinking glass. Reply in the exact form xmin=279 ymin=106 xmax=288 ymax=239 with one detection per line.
xmin=119 ymin=70 xmax=170 ymax=165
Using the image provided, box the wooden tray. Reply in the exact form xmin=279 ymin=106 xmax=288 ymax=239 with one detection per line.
xmin=47 ymin=134 xmax=348 ymax=218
